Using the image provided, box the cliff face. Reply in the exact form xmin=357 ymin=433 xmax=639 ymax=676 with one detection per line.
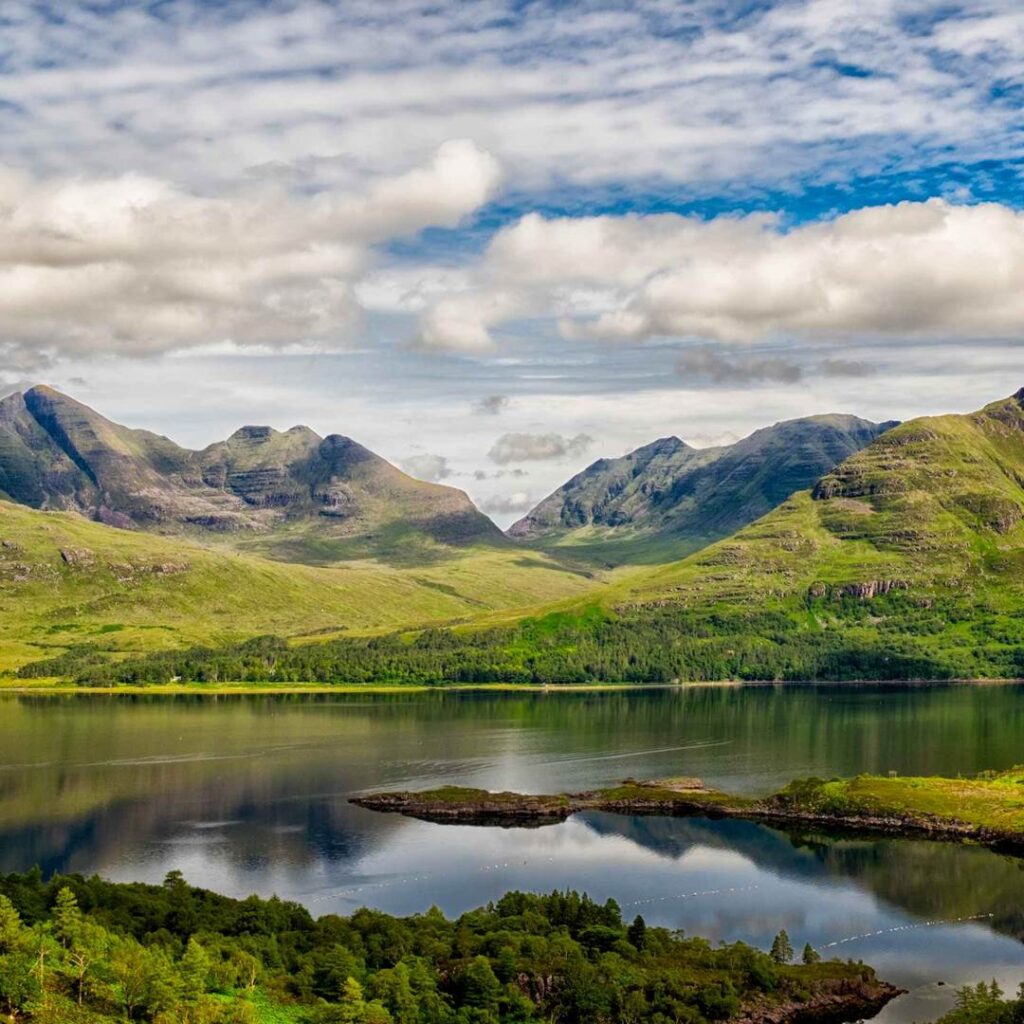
xmin=0 ymin=386 xmax=502 ymax=560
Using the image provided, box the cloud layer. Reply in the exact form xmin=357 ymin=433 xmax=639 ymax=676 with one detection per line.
xmin=0 ymin=140 xmax=498 ymax=366
xmin=416 ymin=201 xmax=1024 ymax=350
xmin=5 ymin=1 xmax=1024 ymax=196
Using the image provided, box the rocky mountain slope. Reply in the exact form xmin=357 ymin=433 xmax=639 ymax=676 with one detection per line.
xmin=0 ymin=386 xmax=501 ymax=562
xmin=509 ymin=414 xmax=896 ymax=559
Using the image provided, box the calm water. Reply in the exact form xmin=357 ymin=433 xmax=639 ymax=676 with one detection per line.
xmin=4 ymin=684 xmax=1024 ymax=1022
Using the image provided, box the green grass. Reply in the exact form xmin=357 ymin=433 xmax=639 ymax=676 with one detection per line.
xmin=772 ymin=768 xmax=1024 ymax=834
xmin=364 ymin=767 xmax=1024 ymax=842
xmin=0 ymin=500 xmax=607 ymax=673
xmin=10 ymin=390 xmax=1024 ymax=684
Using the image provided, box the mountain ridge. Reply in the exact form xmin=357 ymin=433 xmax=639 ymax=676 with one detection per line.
xmin=63 ymin=387 xmax=1024 ymax=686
xmin=0 ymin=385 xmax=502 ymax=562
xmin=509 ymin=412 xmax=898 ymax=560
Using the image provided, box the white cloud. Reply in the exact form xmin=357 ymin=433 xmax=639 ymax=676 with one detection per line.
xmin=5 ymin=1 xmax=1024 ymax=197
xmin=489 ymin=432 xmax=593 ymax=464
xmin=418 ymin=200 xmax=1024 ymax=349
xmin=480 ymin=491 xmax=534 ymax=515
xmin=401 ymin=453 xmax=452 ymax=482
xmin=0 ymin=140 xmax=498 ymax=367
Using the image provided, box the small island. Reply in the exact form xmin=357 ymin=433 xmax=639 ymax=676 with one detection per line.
xmin=352 ymin=767 xmax=1024 ymax=852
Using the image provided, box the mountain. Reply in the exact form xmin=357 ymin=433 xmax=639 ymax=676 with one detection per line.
xmin=80 ymin=388 xmax=1024 ymax=685
xmin=599 ymin=387 xmax=1024 ymax=677
xmin=509 ymin=414 xmax=897 ymax=560
xmin=0 ymin=385 xmax=502 ymax=563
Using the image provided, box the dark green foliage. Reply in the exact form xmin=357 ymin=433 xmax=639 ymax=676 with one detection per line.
xmin=37 ymin=583 xmax=1024 ymax=687
xmin=0 ymin=871 xmax=877 ymax=1024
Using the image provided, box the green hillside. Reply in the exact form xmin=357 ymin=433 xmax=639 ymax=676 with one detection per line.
xmin=0 ymin=500 xmax=604 ymax=674
xmin=627 ymin=389 xmax=1024 ymax=605
xmin=60 ymin=389 xmax=1024 ymax=686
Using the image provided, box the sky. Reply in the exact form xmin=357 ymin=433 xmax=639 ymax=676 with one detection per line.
xmin=2 ymin=0 xmax=1023 ymax=526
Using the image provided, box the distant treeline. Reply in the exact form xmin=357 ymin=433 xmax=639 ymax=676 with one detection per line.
xmin=0 ymin=869 xmax=865 ymax=1023
xmin=20 ymin=591 xmax=1024 ymax=686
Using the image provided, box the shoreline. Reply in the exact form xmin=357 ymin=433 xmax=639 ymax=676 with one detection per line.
xmin=351 ymin=773 xmax=1024 ymax=854
xmin=1 ymin=676 xmax=1022 ymax=696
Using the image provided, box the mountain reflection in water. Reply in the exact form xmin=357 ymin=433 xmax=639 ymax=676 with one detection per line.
xmin=1 ymin=687 xmax=1024 ymax=1023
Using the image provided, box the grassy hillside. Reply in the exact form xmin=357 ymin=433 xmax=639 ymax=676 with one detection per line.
xmin=625 ymin=391 xmax=1024 ymax=608
xmin=15 ymin=388 xmax=1024 ymax=685
xmin=0 ymin=500 xmax=604 ymax=674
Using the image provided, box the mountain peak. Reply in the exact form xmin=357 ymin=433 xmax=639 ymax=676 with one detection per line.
xmin=509 ymin=414 xmax=893 ymax=554
xmin=634 ymin=436 xmax=688 ymax=457
xmin=228 ymin=425 xmax=278 ymax=444
xmin=0 ymin=387 xmax=502 ymax=559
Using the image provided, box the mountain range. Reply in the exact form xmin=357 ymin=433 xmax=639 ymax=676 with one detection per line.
xmin=510 ymin=414 xmax=897 ymax=558
xmin=0 ymin=386 xmax=893 ymax=567
xmin=0 ymin=385 xmax=500 ymax=563
xmin=3 ymin=384 xmax=1023 ymax=682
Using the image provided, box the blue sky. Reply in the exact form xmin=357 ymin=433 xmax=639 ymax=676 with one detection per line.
xmin=1 ymin=0 xmax=1023 ymax=523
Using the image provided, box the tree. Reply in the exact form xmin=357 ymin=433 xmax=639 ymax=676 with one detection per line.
xmin=627 ymin=914 xmax=647 ymax=951
xmin=770 ymin=930 xmax=793 ymax=964
xmin=179 ymin=937 xmax=212 ymax=996
xmin=111 ymin=939 xmax=177 ymax=1021
xmin=0 ymin=896 xmax=36 ymax=1016
xmin=802 ymin=943 xmax=820 ymax=965
xmin=459 ymin=956 xmax=500 ymax=1014
xmin=52 ymin=887 xmax=82 ymax=949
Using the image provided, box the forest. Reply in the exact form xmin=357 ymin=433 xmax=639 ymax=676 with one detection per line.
xmin=0 ymin=869 xmax=879 ymax=1024
xmin=22 ymin=589 xmax=1024 ymax=687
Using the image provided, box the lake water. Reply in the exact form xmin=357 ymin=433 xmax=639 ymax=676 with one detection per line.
xmin=3 ymin=684 xmax=1024 ymax=1022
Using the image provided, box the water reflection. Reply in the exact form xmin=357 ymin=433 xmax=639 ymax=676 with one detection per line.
xmin=2 ymin=687 xmax=1024 ymax=1022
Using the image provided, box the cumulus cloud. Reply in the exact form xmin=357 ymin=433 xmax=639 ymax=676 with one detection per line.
xmin=473 ymin=395 xmax=510 ymax=416
xmin=401 ymin=453 xmax=452 ymax=482
xmin=489 ymin=432 xmax=593 ymax=465
xmin=0 ymin=140 xmax=499 ymax=367
xmin=480 ymin=492 xmax=534 ymax=515
xmin=675 ymin=348 xmax=803 ymax=385
xmin=418 ymin=201 xmax=1024 ymax=350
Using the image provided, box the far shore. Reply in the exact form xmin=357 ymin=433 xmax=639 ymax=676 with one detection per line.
xmin=0 ymin=676 xmax=1022 ymax=696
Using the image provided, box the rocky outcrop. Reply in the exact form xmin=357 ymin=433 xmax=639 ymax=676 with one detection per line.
xmin=736 ymin=977 xmax=905 ymax=1024
xmin=807 ymin=579 xmax=908 ymax=600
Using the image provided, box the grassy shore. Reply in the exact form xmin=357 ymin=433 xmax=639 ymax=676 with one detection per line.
xmin=352 ymin=768 xmax=1024 ymax=850
xmin=2 ymin=677 xmax=1020 ymax=695
xmin=0 ymin=679 xmax=694 ymax=695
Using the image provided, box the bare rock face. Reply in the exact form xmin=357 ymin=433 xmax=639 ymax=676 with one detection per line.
xmin=0 ymin=386 xmax=502 ymax=560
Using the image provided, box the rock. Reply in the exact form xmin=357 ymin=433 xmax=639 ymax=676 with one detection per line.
xmin=59 ymin=547 xmax=95 ymax=567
